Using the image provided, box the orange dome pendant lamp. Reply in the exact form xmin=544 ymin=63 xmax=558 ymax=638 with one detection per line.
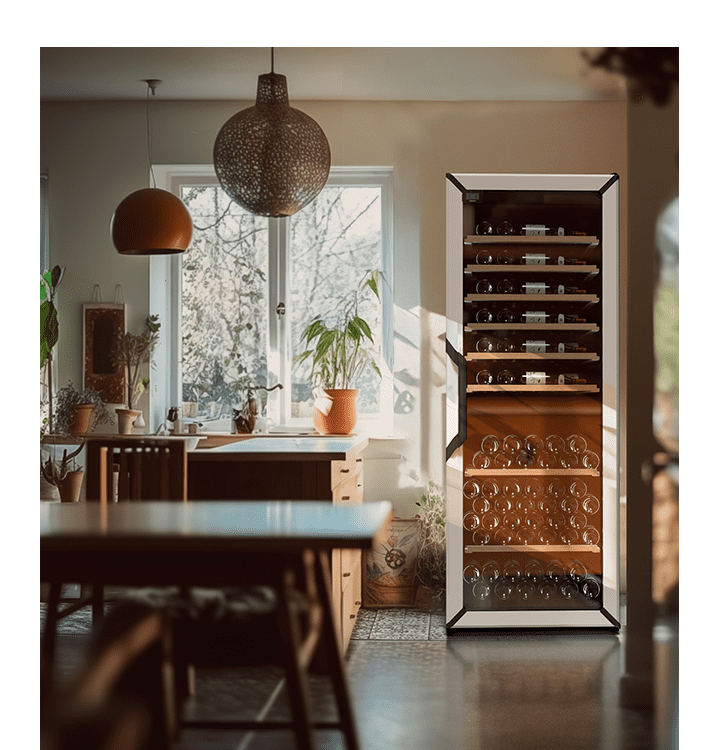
xmin=111 ymin=80 xmax=193 ymax=255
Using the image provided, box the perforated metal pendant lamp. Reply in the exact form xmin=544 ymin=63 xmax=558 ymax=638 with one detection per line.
xmin=213 ymin=66 xmax=331 ymax=218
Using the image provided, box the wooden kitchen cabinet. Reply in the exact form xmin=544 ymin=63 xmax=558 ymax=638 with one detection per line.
xmin=188 ymin=435 xmax=368 ymax=649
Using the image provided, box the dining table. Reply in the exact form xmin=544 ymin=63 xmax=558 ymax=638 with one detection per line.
xmin=40 ymin=499 xmax=393 ymax=750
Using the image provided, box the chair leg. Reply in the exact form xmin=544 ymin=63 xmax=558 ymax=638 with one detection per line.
xmin=314 ymin=551 xmax=361 ymax=750
xmin=92 ymin=585 xmax=104 ymax=625
xmin=276 ymin=568 xmax=315 ymax=750
xmin=41 ymin=581 xmax=62 ymax=702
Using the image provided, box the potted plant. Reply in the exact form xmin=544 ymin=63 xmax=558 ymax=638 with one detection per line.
xmin=53 ymin=381 xmax=112 ymax=437
xmin=295 ymin=270 xmax=382 ymax=435
xmin=111 ymin=315 xmax=160 ymax=434
xmin=41 ymin=265 xmax=65 ymax=500
xmin=41 ymin=265 xmax=65 ymax=436
xmin=414 ymin=479 xmax=447 ymax=611
xmin=41 ymin=443 xmax=85 ymax=503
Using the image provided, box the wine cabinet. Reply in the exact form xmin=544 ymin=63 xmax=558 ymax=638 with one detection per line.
xmin=445 ymin=173 xmax=620 ymax=629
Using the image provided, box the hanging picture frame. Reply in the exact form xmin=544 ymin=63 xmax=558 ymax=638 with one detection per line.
xmin=83 ymin=286 xmax=126 ymax=404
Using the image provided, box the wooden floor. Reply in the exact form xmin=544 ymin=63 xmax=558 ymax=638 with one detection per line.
xmin=42 ymin=600 xmax=677 ymax=750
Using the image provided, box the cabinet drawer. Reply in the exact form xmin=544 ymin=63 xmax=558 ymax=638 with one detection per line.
xmin=332 ymin=472 xmax=363 ymax=505
xmin=341 ymin=565 xmax=362 ymax=651
xmin=331 ymin=455 xmax=364 ymax=490
xmin=341 ymin=548 xmax=362 ymax=593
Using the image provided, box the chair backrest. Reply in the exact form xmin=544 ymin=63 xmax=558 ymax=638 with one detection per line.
xmin=85 ymin=438 xmax=187 ymax=502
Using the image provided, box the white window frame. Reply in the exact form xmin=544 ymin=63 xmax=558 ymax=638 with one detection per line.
xmin=150 ymin=165 xmax=394 ymax=434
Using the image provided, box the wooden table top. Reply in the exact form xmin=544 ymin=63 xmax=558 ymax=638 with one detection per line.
xmin=40 ymin=500 xmax=393 ymax=554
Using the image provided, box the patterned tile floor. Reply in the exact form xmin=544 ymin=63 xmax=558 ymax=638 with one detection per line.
xmin=41 ymin=598 xmax=627 ymax=640
xmin=350 ymin=607 xmax=447 ymax=640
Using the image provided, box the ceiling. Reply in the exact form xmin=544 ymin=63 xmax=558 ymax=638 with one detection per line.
xmin=40 ymin=47 xmax=626 ymax=102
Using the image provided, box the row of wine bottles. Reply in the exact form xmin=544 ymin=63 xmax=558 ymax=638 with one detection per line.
xmin=472 ymin=308 xmax=588 ymax=324
xmin=473 ymin=370 xmax=587 ymax=386
xmin=474 ymin=337 xmax=587 ymax=353
xmin=465 ymin=576 xmax=602 ymax=603
xmin=472 ymin=279 xmax=588 ymax=295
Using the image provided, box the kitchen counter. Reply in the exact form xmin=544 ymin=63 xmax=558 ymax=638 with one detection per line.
xmin=186 ymin=433 xmax=368 ymax=502
xmin=189 ymin=433 xmax=369 ymax=461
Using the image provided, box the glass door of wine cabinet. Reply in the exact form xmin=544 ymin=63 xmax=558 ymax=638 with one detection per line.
xmin=445 ymin=173 xmax=620 ymax=629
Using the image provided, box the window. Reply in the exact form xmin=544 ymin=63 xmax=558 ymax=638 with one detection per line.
xmin=151 ymin=166 xmax=393 ymax=432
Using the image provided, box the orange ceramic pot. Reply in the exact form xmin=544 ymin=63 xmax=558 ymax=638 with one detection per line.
xmin=313 ymin=389 xmax=359 ymax=435
xmin=69 ymin=403 xmax=95 ymax=436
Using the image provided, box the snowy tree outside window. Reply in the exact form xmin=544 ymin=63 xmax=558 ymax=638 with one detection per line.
xmin=167 ymin=168 xmax=392 ymax=429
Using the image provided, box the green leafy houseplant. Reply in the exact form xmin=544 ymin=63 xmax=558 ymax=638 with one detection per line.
xmin=295 ymin=270 xmax=382 ymax=390
xmin=414 ymin=479 xmax=447 ymax=610
xmin=111 ymin=315 xmax=161 ymax=410
xmin=53 ymin=381 xmax=112 ymax=436
xmin=40 ymin=265 xmax=65 ymax=435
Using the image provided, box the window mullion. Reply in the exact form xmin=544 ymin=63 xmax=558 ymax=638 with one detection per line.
xmin=267 ymin=217 xmax=291 ymax=426
xmin=279 ymin=218 xmax=292 ymax=425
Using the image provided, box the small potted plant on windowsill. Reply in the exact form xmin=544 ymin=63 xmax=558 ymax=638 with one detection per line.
xmin=295 ymin=270 xmax=382 ymax=435
xmin=53 ymin=381 xmax=112 ymax=437
xmin=112 ymin=315 xmax=160 ymax=434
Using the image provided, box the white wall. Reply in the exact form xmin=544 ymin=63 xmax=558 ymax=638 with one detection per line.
xmin=41 ymin=98 xmax=627 ymax=517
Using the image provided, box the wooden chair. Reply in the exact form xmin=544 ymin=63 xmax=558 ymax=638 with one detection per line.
xmin=85 ymin=437 xmax=187 ymax=503
xmin=83 ymin=438 xmax=188 ymax=624
xmin=41 ymin=601 xmax=178 ymax=750
xmin=142 ymin=549 xmax=353 ymax=750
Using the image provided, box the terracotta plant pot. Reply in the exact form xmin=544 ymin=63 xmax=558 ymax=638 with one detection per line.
xmin=313 ymin=389 xmax=359 ymax=435
xmin=69 ymin=403 xmax=95 ymax=436
xmin=116 ymin=408 xmax=142 ymax=435
xmin=58 ymin=470 xmax=84 ymax=503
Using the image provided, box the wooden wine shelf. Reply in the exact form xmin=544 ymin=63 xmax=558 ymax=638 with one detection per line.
xmin=465 ymin=235 xmax=600 ymax=248
xmin=464 ymin=544 xmax=600 ymax=554
xmin=465 ymin=294 xmax=599 ymax=303
xmin=466 ymin=352 xmax=599 ymax=362
xmin=466 ymin=323 xmax=599 ymax=332
xmin=465 ymin=468 xmax=600 ymax=477
xmin=465 ymin=264 xmax=599 ymax=275
xmin=468 ymin=384 xmax=599 ymax=393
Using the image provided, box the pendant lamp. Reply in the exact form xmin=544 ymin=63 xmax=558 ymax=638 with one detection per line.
xmin=111 ymin=80 xmax=193 ymax=255
xmin=213 ymin=49 xmax=331 ymax=218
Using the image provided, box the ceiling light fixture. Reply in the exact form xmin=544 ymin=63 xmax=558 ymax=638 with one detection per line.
xmin=111 ymin=79 xmax=193 ymax=255
xmin=213 ymin=48 xmax=331 ymax=218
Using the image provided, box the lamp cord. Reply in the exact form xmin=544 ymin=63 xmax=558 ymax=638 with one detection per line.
xmin=271 ymin=47 xmax=274 ymax=74
xmin=146 ymin=84 xmax=156 ymax=189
